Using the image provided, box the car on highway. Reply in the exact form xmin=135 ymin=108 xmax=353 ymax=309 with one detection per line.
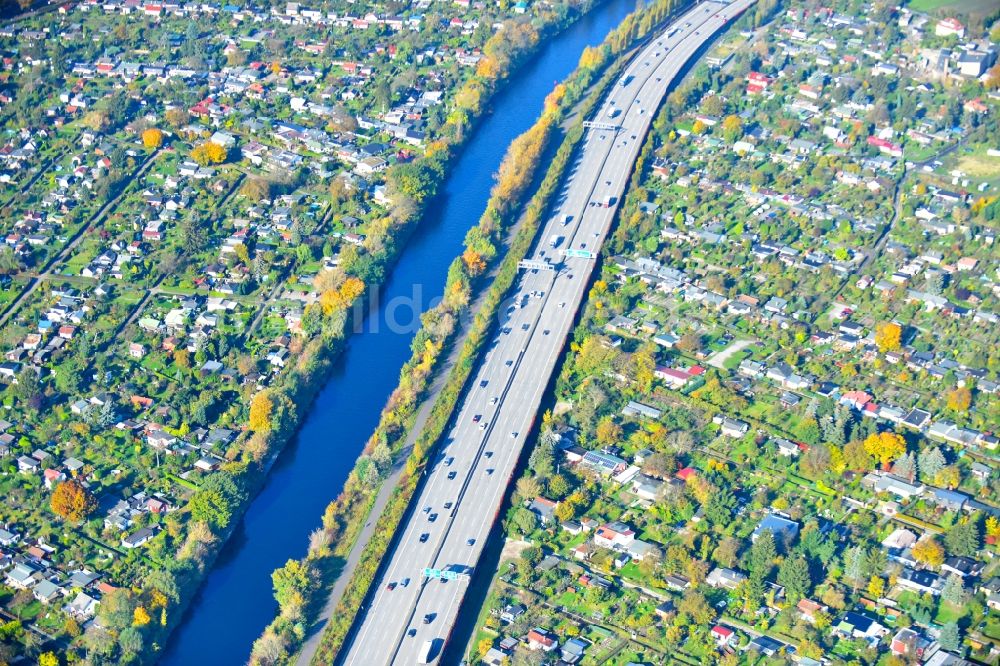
xmin=419 ymin=533 xmax=429 ymax=543
xmin=407 ymin=628 xmax=417 ymax=638
xmin=386 ymin=582 xmax=396 ymax=591
xmin=467 ymin=538 xmax=476 ymax=546
xmin=484 ymin=451 xmax=493 ymax=458
xmin=505 ymin=359 xmax=513 ymax=366
xmin=490 ymin=397 xmax=498 ymax=405
xmin=423 ymin=506 xmax=431 ymax=513
xmin=402 ymin=578 xmax=410 ymax=587
xmin=479 ymin=379 xmax=489 ymax=388
xmin=444 ymin=502 xmax=453 ymax=510
xmin=510 ymin=431 xmax=518 ymax=438
xmin=479 ymin=421 xmax=487 ymax=430
xmin=447 ymin=471 xmax=457 ymax=480
xmin=472 ymin=414 xmax=481 ymax=423
xmin=445 ymin=456 xmax=454 ymax=466
xmin=428 ymin=513 xmax=437 ymax=522
xmin=423 ymin=614 xmax=434 ymax=624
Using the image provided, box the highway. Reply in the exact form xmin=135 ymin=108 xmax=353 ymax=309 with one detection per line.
xmin=340 ymin=1 xmax=755 ymax=663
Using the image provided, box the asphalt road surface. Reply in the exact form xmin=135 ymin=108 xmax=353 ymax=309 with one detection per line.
xmin=341 ymin=1 xmax=755 ymax=662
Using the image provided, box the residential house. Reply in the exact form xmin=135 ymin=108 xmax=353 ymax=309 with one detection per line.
xmin=526 ymin=628 xmax=558 ymax=652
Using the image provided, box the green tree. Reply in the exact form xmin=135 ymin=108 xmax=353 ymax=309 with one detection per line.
xmin=941 ymin=573 xmax=966 ymax=605
xmin=945 ymin=520 xmax=980 ymax=557
xmin=188 ymin=473 xmax=243 ymax=530
xmin=272 ymin=559 xmax=316 ymax=619
xmin=747 ymin=531 xmax=776 ymax=580
xmin=705 ymin=486 xmax=737 ymax=525
xmin=511 ymin=507 xmax=537 ymax=536
xmin=918 ymin=447 xmax=945 ymax=481
xmin=144 ymin=569 xmax=179 ymax=606
xmin=938 ymin=621 xmax=960 ymax=651
xmin=843 ymin=545 xmax=866 ymax=591
xmin=777 ymin=554 xmax=811 ymax=601
xmin=118 ymin=626 xmax=144 ymax=660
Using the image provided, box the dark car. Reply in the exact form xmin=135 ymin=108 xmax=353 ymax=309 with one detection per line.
xmin=447 ymin=471 xmax=457 ymax=480
xmin=423 ymin=613 xmax=435 ymax=624
xmin=428 ymin=513 xmax=438 ymax=522
xmin=419 ymin=533 xmax=429 ymax=543
xmin=386 ymin=582 xmax=396 ymax=591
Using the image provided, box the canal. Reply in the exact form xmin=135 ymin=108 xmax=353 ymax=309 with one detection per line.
xmin=160 ymin=0 xmax=638 ymax=662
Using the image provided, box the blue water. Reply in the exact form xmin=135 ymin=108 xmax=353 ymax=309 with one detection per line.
xmin=160 ymin=1 xmax=637 ymax=662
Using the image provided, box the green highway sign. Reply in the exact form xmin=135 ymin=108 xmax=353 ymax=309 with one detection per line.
xmin=563 ymin=249 xmax=596 ymax=259
xmin=423 ymin=568 xmax=441 ymax=578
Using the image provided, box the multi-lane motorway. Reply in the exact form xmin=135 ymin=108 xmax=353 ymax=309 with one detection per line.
xmin=341 ymin=1 xmax=755 ymax=662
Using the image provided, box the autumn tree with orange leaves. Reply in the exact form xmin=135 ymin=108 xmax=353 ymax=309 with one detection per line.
xmin=51 ymin=480 xmax=97 ymax=522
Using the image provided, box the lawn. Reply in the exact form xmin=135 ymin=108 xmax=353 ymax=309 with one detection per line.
xmin=907 ymin=0 xmax=998 ymax=16
xmin=955 ymin=151 xmax=1000 ymax=180
xmin=934 ymin=600 xmax=968 ymax=625
xmin=983 ymin=615 xmax=1000 ymax=641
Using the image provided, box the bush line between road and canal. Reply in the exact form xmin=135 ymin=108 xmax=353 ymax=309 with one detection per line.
xmin=307 ymin=108 xmax=577 ymax=666
xmin=262 ymin=0 xmax=700 ymax=662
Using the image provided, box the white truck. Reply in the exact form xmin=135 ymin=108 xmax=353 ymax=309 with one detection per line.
xmin=418 ymin=640 xmax=435 ymax=664
xmin=549 ymin=234 xmax=563 ymax=248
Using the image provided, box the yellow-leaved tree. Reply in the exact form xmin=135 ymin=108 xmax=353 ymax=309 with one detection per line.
xmin=51 ymin=479 xmax=97 ymax=523
xmin=142 ymin=128 xmax=164 ymax=149
xmin=191 ymin=141 xmax=227 ymax=166
xmin=875 ymin=322 xmax=901 ymax=352
xmin=249 ymin=391 xmax=274 ymax=432
xmin=863 ymin=431 xmax=906 ymax=469
xmin=946 ymin=387 xmax=971 ymax=413
xmin=912 ymin=537 xmax=944 ymax=567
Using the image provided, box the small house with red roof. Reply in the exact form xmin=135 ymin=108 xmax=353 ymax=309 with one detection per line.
xmin=593 ymin=521 xmax=635 ymax=549
xmin=935 ymin=17 xmax=964 ymax=38
xmin=676 ymin=467 xmax=696 ymax=481
xmin=712 ymin=625 xmax=735 ymax=646
xmin=526 ymin=628 xmax=558 ymax=652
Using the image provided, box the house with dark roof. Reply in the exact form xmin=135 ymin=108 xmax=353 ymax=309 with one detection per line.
xmin=898 ymin=567 xmax=944 ymax=595
xmin=941 ymin=556 xmax=983 ymax=578
xmin=528 ymin=497 xmax=557 ymax=525
xmin=835 ymin=611 xmax=887 ymax=639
